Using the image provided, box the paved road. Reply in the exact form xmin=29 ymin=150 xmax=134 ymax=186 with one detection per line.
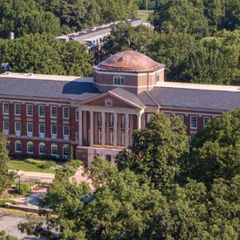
xmin=0 ymin=213 xmax=41 ymax=239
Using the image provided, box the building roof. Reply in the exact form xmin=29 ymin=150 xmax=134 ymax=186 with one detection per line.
xmin=150 ymin=85 xmax=240 ymax=111
xmin=0 ymin=74 xmax=99 ymax=101
xmin=109 ymin=87 xmax=145 ymax=108
xmin=96 ymin=51 xmax=164 ymax=73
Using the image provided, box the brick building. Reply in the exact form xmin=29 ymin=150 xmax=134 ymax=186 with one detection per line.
xmin=0 ymin=51 xmax=239 ymax=164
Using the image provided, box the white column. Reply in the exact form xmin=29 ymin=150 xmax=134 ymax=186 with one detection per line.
xmin=78 ymin=107 xmax=82 ymax=146
xmin=137 ymin=113 xmax=142 ymax=130
xmin=125 ymin=113 xmax=129 ymax=147
xmin=90 ymin=111 xmax=94 ymax=146
xmin=114 ymin=112 xmax=118 ymax=147
xmin=102 ymin=112 xmax=105 ymax=146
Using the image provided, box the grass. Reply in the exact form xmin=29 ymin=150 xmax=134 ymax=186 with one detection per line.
xmin=8 ymin=159 xmax=58 ymax=173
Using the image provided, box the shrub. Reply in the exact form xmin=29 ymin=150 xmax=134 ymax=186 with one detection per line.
xmin=37 ymin=161 xmax=56 ymax=169
xmin=15 ymin=183 xmax=31 ymax=196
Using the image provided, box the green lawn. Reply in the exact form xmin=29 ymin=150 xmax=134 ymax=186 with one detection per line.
xmin=8 ymin=159 xmax=58 ymax=173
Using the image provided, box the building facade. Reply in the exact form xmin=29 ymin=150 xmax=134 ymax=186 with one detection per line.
xmin=0 ymin=51 xmax=239 ymax=164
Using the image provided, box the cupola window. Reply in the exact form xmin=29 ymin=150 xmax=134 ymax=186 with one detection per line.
xmin=113 ymin=76 xmax=124 ymax=86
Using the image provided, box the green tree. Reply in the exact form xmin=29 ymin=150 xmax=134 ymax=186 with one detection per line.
xmin=152 ymin=0 xmax=209 ymax=37
xmin=103 ymin=23 xmax=156 ymax=55
xmin=0 ymin=0 xmax=60 ymax=37
xmin=0 ymin=231 xmax=17 ymax=240
xmin=188 ymin=110 xmax=240 ymax=185
xmin=147 ymin=32 xmax=197 ymax=81
xmin=0 ymin=34 xmax=93 ymax=76
xmin=0 ymin=133 xmax=14 ymax=194
xmin=181 ymin=44 xmax=233 ymax=84
xmin=117 ymin=113 xmax=189 ymax=189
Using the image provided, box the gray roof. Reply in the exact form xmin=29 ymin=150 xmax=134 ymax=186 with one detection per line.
xmin=0 ymin=77 xmax=100 ymax=101
xmin=149 ymin=86 xmax=240 ymax=111
xmin=109 ymin=88 xmax=145 ymax=108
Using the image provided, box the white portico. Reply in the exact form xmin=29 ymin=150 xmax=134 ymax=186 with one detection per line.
xmin=76 ymin=88 xmax=146 ymax=164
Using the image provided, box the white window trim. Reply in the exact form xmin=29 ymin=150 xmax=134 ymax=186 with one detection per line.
xmin=63 ymin=144 xmax=70 ymax=158
xmin=63 ymin=106 xmax=70 ymax=120
xmin=51 ymin=105 xmax=57 ymax=119
xmin=3 ymin=102 xmax=9 ymax=115
xmin=3 ymin=120 xmax=9 ymax=135
xmin=39 ymin=124 xmax=45 ymax=138
xmin=15 ymin=122 xmax=21 ymax=136
xmin=39 ymin=142 xmax=46 ymax=155
xmin=51 ymin=144 xmax=58 ymax=156
xmin=63 ymin=125 xmax=70 ymax=140
xmin=14 ymin=103 xmax=21 ymax=116
xmin=15 ymin=140 xmax=22 ymax=153
xmin=176 ymin=114 xmax=184 ymax=122
xmin=203 ymin=116 xmax=212 ymax=127
xmin=26 ymin=104 xmax=33 ymax=117
xmin=76 ymin=108 xmax=79 ymax=121
xmin=38 ymin=105 xmax=45 ymax=118
xmin=190 ymin=116 xmax=198 ymax=130
xmin=113 ymin=76 xmax=124 ymax=86
xmin=27 ymin=141 xmax=34 ymax=154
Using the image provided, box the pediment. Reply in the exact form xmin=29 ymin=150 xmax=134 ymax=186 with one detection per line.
xmin=80 ymin=90 xmax=144 ymax=109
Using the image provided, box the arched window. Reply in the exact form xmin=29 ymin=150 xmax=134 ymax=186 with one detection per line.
xmin=39 ymin=142 xmax=46 ymax=155
xmin=15 ymin=140 xmax=22 ymax=153
xmin=63 ymin=144 xmax=70 ymax=158
xmin=51 ymin=144 xmax=58 ymax=156
xmin=27 ymin=141 xmax=33 ymax=154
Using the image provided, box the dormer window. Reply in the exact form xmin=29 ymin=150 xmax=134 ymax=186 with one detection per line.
xmin=113 ymin=76 xmax=124 ymax=86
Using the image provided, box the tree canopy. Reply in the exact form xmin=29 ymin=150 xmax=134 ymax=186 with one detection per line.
xmin=0 ymin=34 xmax=93 ymax=76
xmin=0 ymin=133 xmax=14 ymax=194
xmin=117 ymin=113 xmax=189 ymax=189
xmin=188 ymin=110 xmax=240 ymax=185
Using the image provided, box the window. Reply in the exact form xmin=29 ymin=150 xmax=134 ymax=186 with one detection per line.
xmin=15 ymin=103 xmax=21 ymax=116
xmin=15 ymin=122 xmax=21 ymax=135
xmin=63 ymin=106 xmax=70 ymax=119
xmin=15 ymin=140 xmax=22 ymax=153
xmin=27 ymin=141 xmax=33 ymax=154
xmin=113 ymin=76 xmax=124 ymax=86
xmin=51 ymin=124 xmax=57 ymax=135
xmin=51 ymin=144 xmax=58 ymax=156
xmin=27 ymin=123 xmax=33 ymax=133
xmin=176 ymin=114 xmax=184 ymax=122
xmin=63 ymin=144 xmax=70 ymax=157
xmin=121 ymin=131 xmax=126 ymax=146
xmin=190 ymin=116 xmax=198 ymax=129
xmin=97 ymin=113 xmax=102 ymax=126
xmin=121 ymin=115 xmax=126 ymax=128
xmin=3 ymin=121 xmax=9 ymax=135
xmin=39 ymin=124 xmax=45 ymax=138
xmin=109 ymin=113 xmax=114 ymax=127
xmin=63 ymin=125 xmax=70 ymax=136
xmin=98 ymin=129 xmax=102 ymax=144
xmin=51 ymin=105 xmax=57 ymax=118
xmin=39 ymin=105 xmax=45 ymax=117
xmin=203 ymin=116 xmax=211 ymax=127
xmin=110 ymin=129 xmax=114 ymax=145
xmin=26 ymin=104 xmax=33 ymax=117
xmin=147 ymin=113 xmax=154 ymax=123
xmin=39 ymin=142 xmax=46 ymax=155
xmin=3 ymin=102 xmax=9 ymax=115
xmin=76 ymin=109 xmax=79 ymax=121
xmin=156 ymin=72 xmax=160 ymax=83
